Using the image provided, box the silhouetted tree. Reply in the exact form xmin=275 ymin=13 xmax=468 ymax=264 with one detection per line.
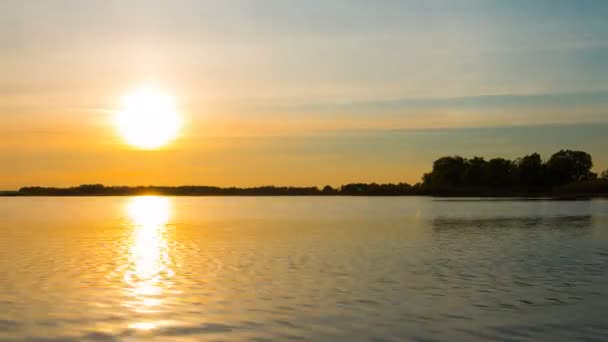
xmin=517 ymin=153 xmax=545 ymax=187
xmin=322 ymin=185 xmax=336 ymax=194
xmin=463 ymin=157 xmax=488 ymax=187
xmin=546 ymin=150 xmax=594 ymax=186
xmin=338 ymin=183 xmax=412 ymax=195
xmin=76 ymin=184 xmax=105 ymax=194
xmin=420 ymin=149 xmax=603 ymax=195
xmin=486 ymin=158 xmax=516 ymax=187
xmin=424 ymin=156 xmax=467 ymax=186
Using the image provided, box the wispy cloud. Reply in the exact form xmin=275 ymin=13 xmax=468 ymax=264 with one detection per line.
xmin=272 ymin=91 xmax=608 ymax=113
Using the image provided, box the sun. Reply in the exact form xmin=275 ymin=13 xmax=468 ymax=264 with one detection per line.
xmin=115 ymin=85 xmax=181 ymax=149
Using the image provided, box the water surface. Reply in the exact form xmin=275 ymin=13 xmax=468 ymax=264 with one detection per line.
xmin=1 ymin=197 xmax=607 ymax=341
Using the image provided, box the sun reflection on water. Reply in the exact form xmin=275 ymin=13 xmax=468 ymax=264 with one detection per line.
xmin=123 ymin=196 xmax=173 ymax=330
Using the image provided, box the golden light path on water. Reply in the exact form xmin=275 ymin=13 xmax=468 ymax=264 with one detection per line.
xmin=123 ymin=196 xmax=174 ymax=331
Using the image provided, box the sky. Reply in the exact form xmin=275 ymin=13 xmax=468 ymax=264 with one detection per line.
xmin=1 ymin=0 xmax=608 ymax=189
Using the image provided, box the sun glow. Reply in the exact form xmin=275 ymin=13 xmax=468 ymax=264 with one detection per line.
xmin=123 ymin=196 xmax=173 ymax=327
xmin=125 ymin=196 xmax=172 ymax=283
xmin=115 ymin=85 xmax=181 ymax=149
xmin=127 ymin=196 xmax=171 ymax=228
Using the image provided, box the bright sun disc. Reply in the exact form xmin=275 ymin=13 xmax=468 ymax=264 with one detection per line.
xmin=116 ymin=85 xmax=181 ymax=149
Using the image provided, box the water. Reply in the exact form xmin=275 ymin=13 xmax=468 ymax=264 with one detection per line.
xmin=1 ymin=197 xmax=608 ymax=341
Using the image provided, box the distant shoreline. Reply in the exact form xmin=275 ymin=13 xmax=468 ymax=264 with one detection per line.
xmin=3 ymin=150 xmax=607 ymax=199
xmin=2 ymin=184 xmax=606 ymax=199
xmin=1 ymin=194 xmax=605 ymax=200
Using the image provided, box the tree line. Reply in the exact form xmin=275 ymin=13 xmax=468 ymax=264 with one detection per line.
xmin=16 ymin=183 xmax=415 ymax=196
xmin=422 ymin=150 xmax=601 ymax=189
xmin=12 ymin=149 xmax=608 ymax=197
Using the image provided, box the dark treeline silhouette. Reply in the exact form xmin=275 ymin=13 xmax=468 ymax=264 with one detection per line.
xmin=420 ymin=149 xmax=607 ymax=196
xmin=17 ymin=183 xmax=415 ymax=196
xmin=602 ymin=169 xmax=608 ymax=181
xmin=9 ymin=149 xmax=608 ymax=197
xmin=18 ymin=185 xmax=322 ymax=196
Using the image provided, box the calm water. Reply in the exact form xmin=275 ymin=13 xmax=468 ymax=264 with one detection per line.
xmin=1 ymin=197 xmax=608 ymax=341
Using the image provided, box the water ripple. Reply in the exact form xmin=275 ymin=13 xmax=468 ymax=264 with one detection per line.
xmin=1 ymin=197 xmax=608 ymax=341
